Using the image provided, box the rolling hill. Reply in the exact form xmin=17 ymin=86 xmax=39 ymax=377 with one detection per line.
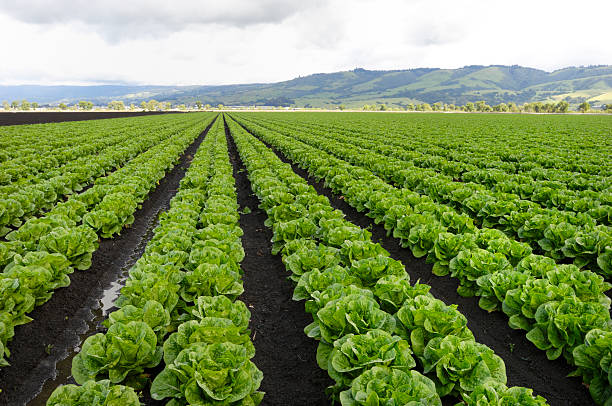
xmin=2 ymin=65 xmax=611 ymax=108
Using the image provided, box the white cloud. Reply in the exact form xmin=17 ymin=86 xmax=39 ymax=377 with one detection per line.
xmin=0 ymin=0 xmax=610 ymax=86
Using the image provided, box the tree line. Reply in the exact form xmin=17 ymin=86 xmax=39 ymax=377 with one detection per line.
xmin=361 ymin=100 xmax=610 ymax=113
xmin=2 ymin=98 xmax=611 ymax=113
xmin=1 ymin=99 xmax=222 ymax=111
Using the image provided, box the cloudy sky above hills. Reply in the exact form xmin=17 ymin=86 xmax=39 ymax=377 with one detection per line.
xmin=1 ymin=0 xmax=610 ymax=85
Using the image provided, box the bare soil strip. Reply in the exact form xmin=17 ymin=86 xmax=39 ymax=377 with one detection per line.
xmin=0 ymin=119 xmax=216 ymax=406
xmin=0 ymin=111 xmax=184 ymax=126
xmin=244 ymin=126 xmax=594 ymax=406
xmin=225 ymin=118 xmax=333 ymax=406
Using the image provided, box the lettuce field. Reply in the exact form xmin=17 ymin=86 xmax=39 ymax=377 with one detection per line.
xmin=0 ymin=112 xmax=610 ymax=406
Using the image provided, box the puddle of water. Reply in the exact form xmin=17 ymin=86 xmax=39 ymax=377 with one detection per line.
xmin=28 ymin=208 xmax=164 ymax=405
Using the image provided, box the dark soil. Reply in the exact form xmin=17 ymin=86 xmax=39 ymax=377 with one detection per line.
xmin=244 ymin=126 xmax=594 ymax=406
xmin=225 ymin=117 xmax=333 ymax=406
xmin=0 ymin=118 xmax=216 ymax=406
xmin=0 ymin=111 xmax=184 ymax=126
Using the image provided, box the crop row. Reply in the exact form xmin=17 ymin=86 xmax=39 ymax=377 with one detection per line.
xmin=47 ymin=116 xmax=263 ymax=405
xmin=229 ymin=114 xmax=612 ymax=405
xmin=255 ymin=114 xmax=610 ymax=218
xmin=236 ymin=114 xmax=611 ymax=279
xmin=0 ymin=113 xmax=215 ymax=366
xmin=0 ymin=115 xmax=208 ymax=236
xmin=226 ymin=115 xmax=547 ymax=405
xmin=268 ymin=113 xmax=610 ymax=176
xmin=0 ymin=115 xmax=159 ymax=182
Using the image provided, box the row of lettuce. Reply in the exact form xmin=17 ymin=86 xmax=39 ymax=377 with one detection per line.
xmin=255 ymin=113 xmax=610 ymax=226
xmin=230 ymin=113 xmax=612 ymax=405
xmin=276 ymin=112 xmax=609 ymax=178
xmin=0 ymin=115 xmax=147 ymax=181
xmin=47 ymin=117 xmax=264 ymax=405
xmin=226 ymin=115 xmax=547 ymax=405
xmin=0 ymin=113 xmax=216 ymax=366
xmin=0 ymin=115 xmax=208 ymax=236
xmin=245 ymin=114 xmax=611 ymax=279
xmin=253 ymin=113 xmax=610 ymax=207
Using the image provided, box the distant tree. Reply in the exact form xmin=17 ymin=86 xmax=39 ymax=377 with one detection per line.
xmin=129 ymin=103 xmax=135 ymax=110
xmin=107 ymin=100 xmax=125 ymax=110
xmin=10 ymin=101 xmax=19 ymax=109
xmin=475 ymin=101 xmax=492 ymax=112
xmin=146 ymin=100 xmax=159 ymax=111
xmin=432 ymin=102 xmax=443 ymax=111
xmin=204 ymin=104 xmax=211 ymax=110
xmin=31 ymin=102 xmax=39 ymax=110
xmin=362 ymin=104 xmax=370 ymax=110
xmin=420 ymin=103 xmax=432 ymax=111
xmin=78 ymin=101 xmax=93 ymax=110
xmin=406 ymin=103 xmax=415 ymax=111
xmin=58 ymin=103 xmax=68 ymax=110
xmin=177 ymin=104 xmax=187 ymax=110
xmin=217 ymin=104 xmax=224 ymax=110
xmin=554 ymin=100 xmax=569 ymax=113
xmin=578 ymin=101 xmax=590 ymax=113
xmin=163 ymin=102 xmax=172 ymax=110
xmin=493 ymin=103 xmax=508 ymax=112
xmin=2 ymin=101 xmax=9 ymax=110
xmin=195 ymin=101 xmax=202 ymax=109
xmin=464 ymin=102 xmax=475 ymax=112
xmin=605 ymin=104 xmax=612 ymax=113
xmin=533 ymin=102 xmax=545 ymax=113
xmin=338 ymin=104 xmax=346 ymax=110
xmin=140 ymin=101 xmax=147 ymax=110
xmin=507 ymin=102 xmax=519 ymax=112
xmin=378 ymin=104 xmax=387 ymax=111
xmin=20 ymin=100 xmax=31 ymax=111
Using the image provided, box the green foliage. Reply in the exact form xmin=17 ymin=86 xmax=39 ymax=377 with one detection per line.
xmin=318 ymin=329 xmax=416 ymax=388
xmin=339 ymin=366 xmax=441 ymax=406
xmin=150 ymin=342 xmax=263 ymax=405
xmin=47 ymin=380 xmax=141 ymax=406
xmin=422 ymin=335 xmax=507 ymax=397
xmin=458 ymin=379 xmax=549 ymax=406
xmin=72 ymin=321 xmax=163 ymax=387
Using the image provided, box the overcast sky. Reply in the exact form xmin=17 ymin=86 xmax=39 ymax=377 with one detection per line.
xmin=1 ymin=0 xmax=610 ymax=86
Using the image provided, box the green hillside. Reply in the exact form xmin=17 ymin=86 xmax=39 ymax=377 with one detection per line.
xmin=2 ymin=65 xmax=611 ymax=108
xmin=166 ymin=65 xmax=612 ymax=108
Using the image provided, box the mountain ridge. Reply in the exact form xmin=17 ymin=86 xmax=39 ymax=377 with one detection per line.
xmin=1 ymin=65 xmax=611 ymax=108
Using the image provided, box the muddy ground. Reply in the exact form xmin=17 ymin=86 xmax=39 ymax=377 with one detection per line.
xmin=0 ymin=111 xmax=184 ymax=126
xmin=0 ymin=119 xmax=215 ymax=406
xmin=225 ymin=117 xmax=333 ymax=406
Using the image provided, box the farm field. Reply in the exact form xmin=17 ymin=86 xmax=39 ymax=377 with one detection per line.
xmin=0 ymin=112 xmax=610 ymax=406
xmin=0 ymin=111 xmax=185 ymax=127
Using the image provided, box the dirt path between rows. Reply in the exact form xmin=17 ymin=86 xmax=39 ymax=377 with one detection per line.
xmin=225 ymin=117 xmax=333 ymax=406
xmin=0 ymin=118 xmax=217 ymax=406
xmin=235 ymin=120 xmax=594 ymax=406
xmin=0 ymin=111 xmax=184 ymax=126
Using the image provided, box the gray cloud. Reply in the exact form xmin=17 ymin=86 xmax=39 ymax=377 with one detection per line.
xmin=0 ymin=0 xmax=323 ymax=41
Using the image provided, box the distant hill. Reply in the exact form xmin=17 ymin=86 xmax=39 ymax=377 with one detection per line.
xmin=2 ymin=65 xmax=611 ymax=108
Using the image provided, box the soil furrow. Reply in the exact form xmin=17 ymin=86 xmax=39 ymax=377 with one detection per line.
xmin=240 ymin=122 xmax=594 ymax=406
xmin=224 ymin=116 xmax=333 ymax=406
xmin=0 ymin=118 xmax=216 ymax=406
xmin=0 ymin=111 xmax=185 ymax=126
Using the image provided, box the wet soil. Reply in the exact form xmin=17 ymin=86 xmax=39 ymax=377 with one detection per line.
xmin=237 ymin=121 xmax=594 ymax=406
xmin=0 ymin=111 xmax=184 ymax=126
xmin=0 ymin=118 xmax=216 ymax=406
xmin=225 ymin=117 xmax=333 ymax=406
